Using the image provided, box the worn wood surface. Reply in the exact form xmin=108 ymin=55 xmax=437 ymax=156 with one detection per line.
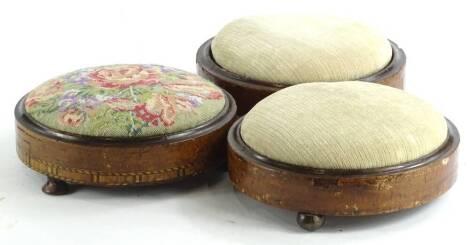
xmin=197 ymin=38 xmax=406 ymax=115
xmin=15 ymin=91 xmax=237 ymax=187
xmin=227 ymin=118 xmax=459 ymax=216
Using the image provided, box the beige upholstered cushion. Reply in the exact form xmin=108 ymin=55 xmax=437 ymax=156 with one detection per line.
xmin=240 ymin=82 xmax=448 ymax=169
xmin=212 ymin=15 xmax=392 ymax=85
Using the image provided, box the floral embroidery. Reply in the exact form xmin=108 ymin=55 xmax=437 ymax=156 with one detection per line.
xmin=25 ymin=64 xmax=225 ymax=137
xmin=104 ymin=98 xmax=136 ymax=111
xmin=59 ymin=108 xmax=85 ymax=127
xmin=25 ymin=80 xmax=63 ymax=108
xmin=89 ymin=65 xmax=159 ymax=89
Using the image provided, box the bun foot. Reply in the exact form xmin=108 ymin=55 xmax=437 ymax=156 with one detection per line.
xmin=296 ymin=212 xmax=325 ymax=231
xmin=42 ymin=177 xmax=70 ymax=195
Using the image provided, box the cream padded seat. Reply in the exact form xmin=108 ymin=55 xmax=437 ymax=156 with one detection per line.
xmin=240 ymin=82 xmax=448 ymax=169
xmin=212 ymin=15 xmax=392 ymax=85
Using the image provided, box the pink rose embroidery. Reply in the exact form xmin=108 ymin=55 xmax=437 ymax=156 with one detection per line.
xmin=133 ymin=104 xmax=160 ymax=126
xmin=147 ymin=94 xmax=177 ymax=126
xmin=59 ymin=108 xmax=85 ymax=127
xmin=133 ymin=94 xmax=178 ymax=126
xmin=89 ymin=65 xmax=158 ymax=89
xmin=161 ymin=80 xmax=223 ymax=100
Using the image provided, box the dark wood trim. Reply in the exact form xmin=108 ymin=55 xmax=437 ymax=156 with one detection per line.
xmin=227 ymin=117 xmax=459 ymax=216
xmin=15 ymin=90 xmax=235 ymax=145
xmin=196 ymin=38 xmax=406 ymax=115
xmin=229 ymin=117 xmax=457 ymax=176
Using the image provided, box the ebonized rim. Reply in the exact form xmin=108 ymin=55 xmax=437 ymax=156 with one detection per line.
xmin=14 ymin=89 xmax=237 ymax=145
xmin=196 ymin=37 xmax=406 ymax=90
xmin=228 ymin=117 xmax=459 ymax=177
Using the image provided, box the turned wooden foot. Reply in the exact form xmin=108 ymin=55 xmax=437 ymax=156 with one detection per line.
xmin=42 ymin=177 xmax=70 ymax=195
xmin=296 ymin=212 xmax=325 ymax=231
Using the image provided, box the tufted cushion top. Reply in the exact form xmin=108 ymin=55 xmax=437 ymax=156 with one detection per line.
xmin=212 ymin=15 xmax=392 ymax=85
xmin=240 ymin=82 xmax=448 ymax=169
xmin=25 ymin=64 xmax=226 ymax=138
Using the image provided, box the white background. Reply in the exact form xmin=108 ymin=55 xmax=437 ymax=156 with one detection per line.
xmin=0 ymin=0 xmax=469 ymax=244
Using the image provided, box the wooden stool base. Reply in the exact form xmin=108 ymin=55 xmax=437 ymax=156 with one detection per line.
xmin=227 ymin=117 xmax=459 ymax=230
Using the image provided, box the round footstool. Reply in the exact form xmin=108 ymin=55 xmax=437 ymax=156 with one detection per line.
xmin=227 ymin=81 xmax=458 ymax=231
xmin=15 ymin=64 xmax=236 ymax=194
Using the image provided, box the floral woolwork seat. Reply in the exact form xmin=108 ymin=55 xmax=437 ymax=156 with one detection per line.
xmin=15 ymin=64 xmax=236 ymax=194
xmin=24 ymin=64 xmax=226 ymax=137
